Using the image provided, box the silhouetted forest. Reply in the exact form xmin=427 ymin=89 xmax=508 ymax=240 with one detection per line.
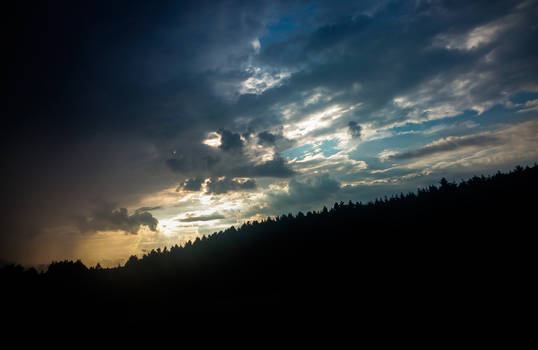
xmin=2 ymin=165 xmax=536 ymax=323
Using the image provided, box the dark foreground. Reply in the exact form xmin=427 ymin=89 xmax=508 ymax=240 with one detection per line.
xmin=1 ymin=166 xmax=536 ymax=329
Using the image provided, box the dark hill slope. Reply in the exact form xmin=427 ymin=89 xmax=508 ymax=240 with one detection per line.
xmin=2 ymin=165 xmax=536 ymax=321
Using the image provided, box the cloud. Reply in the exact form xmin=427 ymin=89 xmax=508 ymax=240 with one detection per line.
xmin=434 ymin=11 xmax=520 ymax=51
xmin=178 ymin=177 xmax=205 ymax=192
xmin=249 ymin=0 xmax=538 ymax=133
xmin=348 ymin=121 xmax=362 ymax=139
xmin=3 ymin=0 xmax=538 ymax=266
xmin=390 ymin=134 xmax=502 ymax=161
xmin=166 ymin=154 xmax=220 ymax=174
xmin=517 ymin=99 xmax=538 ymax=113
xmin=78 ymin=202 xmax=159 ymax=234
xmin=218 ymin=129 xmax=244 ymax=152
xmin=206 ymin=177 xmax=257 ymax=195
xmin=231 ymin=156 xmax=296 ymax=178
xmin=369 ymin=120 xmax=538 ymax=185
xmin=179 ymin=212 xmax=225 ymax=222
xmin=134 ymin=206 xmax=162 ymax=214
xmin=258 ymin=131 xmax=279 ymax=145
xmin=266 ymin=174 xmax=343 ymax=211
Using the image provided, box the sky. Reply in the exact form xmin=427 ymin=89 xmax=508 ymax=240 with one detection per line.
xmin=2 ymin=0 xmax=538 ymax=268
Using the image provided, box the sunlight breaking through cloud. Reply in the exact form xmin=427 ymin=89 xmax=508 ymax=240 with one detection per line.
xmin=3 ymin=0 xmax=538 ymax=267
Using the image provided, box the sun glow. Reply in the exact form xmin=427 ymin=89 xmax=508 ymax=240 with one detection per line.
xmin=158 ymin=217 xmax=182 ymax=236
xmin=284 ymin=105 xmax=344 ymax=139
xmin=202 ymin=132 xmax=222 ymax=147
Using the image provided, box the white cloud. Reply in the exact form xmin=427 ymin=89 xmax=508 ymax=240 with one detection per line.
xmin=378 ymin=150 xmax=398 ymax=162
xmin=392 ymin=119 xmax=538 ymax=170
xmin=517 ymin=99 xmax=538 ymax=113
xmin=202 ymin=131 xmax=222 ymax=148
xmin=251 ymin=38 xmax=261 ymax=53
xmin=239 ymin=66 xmax=291 ymax=95
xmin=390 ymin=71 xmax=506 ymax=126
xmin=435 ymin=14 xmax=518 ymax=51
xmin=283 ymin=104 xmax=359 ymax=139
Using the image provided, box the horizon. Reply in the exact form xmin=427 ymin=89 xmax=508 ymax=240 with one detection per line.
xmin=2 ymin=164 xmax=535 ymax=270
xmin=2 ymin=0 xmax=538 ymax=268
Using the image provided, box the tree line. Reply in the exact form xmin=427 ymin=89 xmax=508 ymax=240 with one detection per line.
xmin=1 ymin=164 xmax=536 ymax=320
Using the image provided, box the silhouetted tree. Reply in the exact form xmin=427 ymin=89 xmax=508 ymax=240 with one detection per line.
xmin=1 ymin=165 xmax=536 ymax=318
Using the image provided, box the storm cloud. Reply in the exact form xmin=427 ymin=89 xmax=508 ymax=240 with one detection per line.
xmin=2 ymin=0 xmax=538 ymax=266
xmin=258 ymin=131 xmax=279 ymax=145
xmin=179 ymin=177 xmax=205 ymax=192
xmin=231 ymin=157 xmax=296 ymax=178
xmin=79 ymin=203 xmax=159 ymax=235
xmin=206 ymin=177 xmax=257 ymax=195
xmin=218 ymin=129 xmax=244 ymax=152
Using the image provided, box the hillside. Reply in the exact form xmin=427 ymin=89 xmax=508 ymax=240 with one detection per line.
xmin=2 ymin=165 xmax=536 ymax=320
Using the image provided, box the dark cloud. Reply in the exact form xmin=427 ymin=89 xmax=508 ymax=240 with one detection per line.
xmin=391 ymin=134 xmax=501 ymax=161
xmin=166 ymin=147 xmax=295 ymax=180
xmin=257 ymin=129 xmax=296 ymax=152
xmin=2 ymin=0 xmax=538 ymax=266
xmin=78 ymin=202 xmax=158 ymax=234
xmin=180 ymin=213 xmax=225 ymax=222
xmin=135 ymin=206 xmax=162 ymax=214
xmin=166 ymin=153 xmax=219 ymax=174
xmin=267 ymin=175 xmax=342 ymax=212
xmin=231 ymin=157 xmax=296 ymax=178
xmin=348 ymin=121 xmax=362 ymax=139
xmin=258 ymin=131 xmax=279 ymax=145
xmin=287 ymin=176 xmax=341 ymax=204
xmin=218 ymin=129 xmax=244 ymax=152
xmin=252 ymin=157 xmax=296 ymax=178
xmin=206 ymin=178 xmax=257 ymax=195
xmin=2 ymin=0 xmax=280 ymax=245
xmin=178 ymin=177 xmax=205 ymax=192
